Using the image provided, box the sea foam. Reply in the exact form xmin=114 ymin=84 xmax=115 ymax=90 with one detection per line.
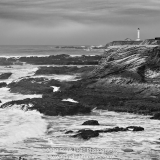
xmin=0 ymin=108 xmax=47 ymax=145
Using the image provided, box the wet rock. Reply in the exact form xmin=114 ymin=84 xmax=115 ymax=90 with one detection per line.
xmin=82 ymin=120 xmax=100 ymax=125
xmin=65 ymin=130 xmax=74 ymax=134
xmin=70 ymin=126 xmax=144 ymax=140
xmin=122 ymin=149 xmax=134 ymax=152
xmin=8 ymin=77 xmax=73 ymax=94
xmin=0 ymin=82 xmax=7 ymax=88
xmin=151 ymin=158 xmax=159 ymax=160
xmin=126 ymin=126 xmax=144 ymax=131
xmin=0 ymin=98 xmax=92 ymax=116
xmin=97 ymin=127 xmax=128 ymax=133
xmin=17 ymin=54 xmax=101 ymax=65
xmin=8 ymin=78 xmax=56 ymax=94
xmin=0 ymin=58 xmax=14 ymax=66
xmin=19 ymin=157 xmax=27 ymax=160
xmin=150 ymin=113 xmax=160 ymax=120
xmin=0 ymin=73 xmax=12 ymax=79
xmin=35 ymin=66 xmax=95 ymax=75
xmin=72 ymin=129 xmax=99 ymax=140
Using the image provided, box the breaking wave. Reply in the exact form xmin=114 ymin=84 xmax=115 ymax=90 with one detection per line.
xmin=0 ymin=108 xmax=47 ymax=145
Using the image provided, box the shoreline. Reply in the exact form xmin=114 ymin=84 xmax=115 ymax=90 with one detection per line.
xmin=1 ymin=45 xmax=160 ymax=120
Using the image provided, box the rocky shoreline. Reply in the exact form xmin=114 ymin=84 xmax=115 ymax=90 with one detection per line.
xmin=0 ymin=54 xmax=101 ymax=66
xmin=35 ymin=66 xmax=95 ymax=76
xmin=1 ymin=45 xmax=160 ymax=120
xmin=65 ymin=120 xmax=144 ymax=140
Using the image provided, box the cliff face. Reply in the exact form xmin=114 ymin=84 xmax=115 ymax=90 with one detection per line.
xmin=91 ymin=45 xmax=160 ymax=81
xmin=140 ymin=39 xmax=160 ymax=45
xmin=105 ymin=39 xmax=160 ymax=48
xmin=76 ymin=45 xmax=160 ymax=116
xmin=105 ymin=41 xmax=142 ymax=48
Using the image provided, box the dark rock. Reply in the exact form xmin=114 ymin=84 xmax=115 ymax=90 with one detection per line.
xmin=47 ymin=46 xmax=160 ymax=117
xmin=71 ymin=125 xmax=144 ymax=140
xmin=19 ymin=157 xmax=27 ymax=160
xmin=97 ymin=127 xmax=128 ymax=133
xmin=8 ymin=78 xmax=54 ymax=94
xmin=0 ymin=73 xmax=12 ymax=79
xmin=0 ymin=98 xmax=92 ymax=116
xmin=35 ymin=66 xmax=95 ymax=75
xmin=65 ymin=130 xmax=74 ymax=134
xmin=137 ymin=65 xmax=146 ymax=82
xmin=0 ymin=58 xmax=15 ymax=66
xmin=122 ymin=149 xmax=134 ymax=152
xmin=8 ymin=77 xmax=74 ymax=94
xmin=82 ymin=120 xmax=100 ymax=125
xmin=150 ymin=113 xmax=160 ymax=120
xmin=0 ymin=82 xmax=7 ymax=88
xmin=17 ymin=54 xmax=101 ymax=65
xmin=72 ymin=129 xmax=99 ymax=140
xmin=126 ymin=126 xmax=144 ymax=131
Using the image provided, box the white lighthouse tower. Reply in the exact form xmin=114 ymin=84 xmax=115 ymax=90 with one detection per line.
xmin=136 ymin=28 xmax=140 ymax=41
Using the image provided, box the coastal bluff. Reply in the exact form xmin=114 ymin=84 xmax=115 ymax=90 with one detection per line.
xmin=78 ymin=45 xmax=160 ymax=117
xmin=105 ymin=39 xmax=160 ymax=48
xmin=1 ymin=44 xmax=160 ymax=119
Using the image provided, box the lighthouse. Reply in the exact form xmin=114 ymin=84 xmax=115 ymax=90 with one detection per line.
xmin=136 ymin=28 xmax=140 ymax=41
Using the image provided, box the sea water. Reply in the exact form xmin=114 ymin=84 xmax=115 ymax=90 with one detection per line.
xmin=0 ymin=45 xmax=102 ymax=57
xmin=0 ymin=46 xmax=159 ymax=160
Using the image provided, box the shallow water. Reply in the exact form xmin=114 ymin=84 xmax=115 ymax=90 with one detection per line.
xmin=0 ymin=109 xmax=160 ymax=160
xmin=0 ymin=60 xmax=159 ymax=159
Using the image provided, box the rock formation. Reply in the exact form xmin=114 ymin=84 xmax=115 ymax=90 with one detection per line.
xmin=50 ymin=45 xmax=160 ymax=116
xmin=67 ymin=120 xmax=144 ymax=140
xmin=0 ymin=73 xmax=12 ymax=79
xmin=2 ymin=45 xmax=160 ymax=117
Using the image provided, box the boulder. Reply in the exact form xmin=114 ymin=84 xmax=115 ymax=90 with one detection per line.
xmin=72 ymin=129 xmax=99 ymax=140
xmin=0 ymin=82 xmax=7 ymax=88
xmin=126 ymin=126 xmax=144 ymax=131
xmin=82 ymin=120 xmax=100 ymax=125
xmin=65 ymin=130 xmax=74 ymax=134
xmin=0 ymin=73 xmax=12 ymax=79
xmin=150 ymin=113 xmax=160 ymax=120
xmin=122 ymin=149 xmax=134 ymax=152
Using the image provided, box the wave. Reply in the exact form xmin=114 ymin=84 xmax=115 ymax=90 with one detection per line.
xmin=0 ymin=87 xmax=42 ymax=104
xmin=0 ymin=108 xmax=47 ymax=145
xmin=0 ymin=55 xmax=51 ymax=58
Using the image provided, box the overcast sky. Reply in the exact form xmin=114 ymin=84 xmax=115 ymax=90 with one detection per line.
xmin=0 ymin=0 xmax=160 ymax=45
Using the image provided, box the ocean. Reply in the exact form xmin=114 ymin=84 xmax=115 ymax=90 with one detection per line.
xmin=0 ymin=46 xmax=160 ymax=160
xmin=0 ymin=45 xmax=102 ymax=57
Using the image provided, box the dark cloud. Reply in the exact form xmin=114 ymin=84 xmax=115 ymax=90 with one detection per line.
xmin=0 ymin=0 xmax=160 ymax=44
xmin=0 ymin=0 xmax=159 ymax=25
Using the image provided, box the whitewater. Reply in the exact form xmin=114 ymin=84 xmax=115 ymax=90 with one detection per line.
xmin=0 ymin=46 xmax=159 ymax=159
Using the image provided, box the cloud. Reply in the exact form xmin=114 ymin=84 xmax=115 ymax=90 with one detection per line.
xmin=0 ymin=0 xmax=159 ymax=26
xmin=0 ymin=0 xmax=160 ymax=44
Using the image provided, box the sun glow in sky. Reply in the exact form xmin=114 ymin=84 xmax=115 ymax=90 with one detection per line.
xmin=0 ymin=0 xmax=160 ymax=45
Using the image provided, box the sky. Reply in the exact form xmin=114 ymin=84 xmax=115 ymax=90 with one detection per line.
xmin=0 ymin=0 xmax=160 ymax=45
